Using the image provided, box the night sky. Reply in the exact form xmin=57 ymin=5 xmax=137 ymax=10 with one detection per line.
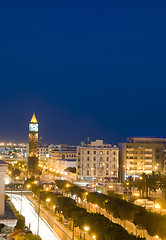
xmin=1 ymin=1 xmax=166 ymax=145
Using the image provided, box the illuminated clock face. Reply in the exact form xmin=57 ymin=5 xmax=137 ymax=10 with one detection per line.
xmin=29 ymin=124 xmax=38 ymax=132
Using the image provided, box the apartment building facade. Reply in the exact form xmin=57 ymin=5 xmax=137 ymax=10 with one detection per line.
xmin=38 ymin=144 xmax=56 ymax=161
xmin=76 ymin=140 xmax=119 ymax=182
xmin=119 ymin=137 xmax=166 ymax=181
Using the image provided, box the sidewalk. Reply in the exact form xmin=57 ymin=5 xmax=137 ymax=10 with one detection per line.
xmin=81 ymin=201 xmax=161 ymax=240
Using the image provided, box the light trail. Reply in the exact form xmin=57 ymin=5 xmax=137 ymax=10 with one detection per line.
xmin=8 ymin=194 xmax=61 ymax=240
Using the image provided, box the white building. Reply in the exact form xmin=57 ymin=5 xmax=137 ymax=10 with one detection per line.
xmin=0 ymin=160 xmax=17 ymax=233
xmin=49 ymin=144 xmax=76 ymax=172
xmin=76 ymin=140 xmax=119 ymax=182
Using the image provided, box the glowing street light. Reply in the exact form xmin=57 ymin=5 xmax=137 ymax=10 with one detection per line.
xmin=84 ymin=226 xmax=90 ymax=240
xmin=27 ymin=184 xmax=31 ymax=189
xmin=84 ymin=226 xmax=89 ymax=231
xmin=92 ymin=235 xmax=96 ymax=239
xmin=46 ymin=198 xmax=51 ymax=203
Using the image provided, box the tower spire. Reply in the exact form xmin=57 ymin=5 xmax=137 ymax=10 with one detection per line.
xmin=30 ymin=113 xmax=38 ymax=123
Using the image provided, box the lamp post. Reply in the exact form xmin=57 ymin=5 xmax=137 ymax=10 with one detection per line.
xmin=37 ymin=192 xmax=42 ymax=236
xmin=65 ymin=183 xmax=70 ymax=197
xmin=37 ymin=197 xmax=51 ymax=235
xmin=72 ymin=219 xmax=75 ymax=240
xmin=84 ymin=226 xmax=89 ymax=240
xmin=20 ymin=187 xmax=23 ymax=214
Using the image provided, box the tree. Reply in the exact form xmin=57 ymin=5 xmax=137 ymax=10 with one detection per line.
xmin=15 ymin=233 xmax=42 ymax=240
xmin=11 ymin=168 xmax=21 ymax=178
xmin=134 ymin=173 xmax=148 ymax=198
xmin=15 ymin=214 xmax=25 ymax=230
xmin=159 ymin=175 xmax=166 ymax=199
xmin=147 ymin=172 xmax=159 ymax=195
xmin=64 ymin=167 xmax=76 ymax=173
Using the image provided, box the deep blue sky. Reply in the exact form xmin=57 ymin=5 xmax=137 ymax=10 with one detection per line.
xmin=0 ymin=1 xmax=166 ymax=145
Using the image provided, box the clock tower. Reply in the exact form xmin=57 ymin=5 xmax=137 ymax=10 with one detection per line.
xmin=28 ymin=113 xmax=39 ymax=177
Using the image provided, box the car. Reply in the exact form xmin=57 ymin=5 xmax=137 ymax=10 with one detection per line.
xmin=134 ymin=198 xmax=154 ymax=210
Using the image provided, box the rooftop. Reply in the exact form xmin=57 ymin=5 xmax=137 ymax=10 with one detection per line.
xmin=80 ymin=139 xmax=117 ymax=148
xmin=0 ymin=201 xmax=16 ymax=220
xmin=127 ymin=137 xmax=166 ymax=143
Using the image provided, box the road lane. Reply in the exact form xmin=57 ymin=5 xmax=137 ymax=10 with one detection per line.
xmin=8 ymin=194 xmax=61 ymax=240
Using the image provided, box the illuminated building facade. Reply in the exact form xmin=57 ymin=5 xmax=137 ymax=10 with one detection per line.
xmin=38 ymin=144 xmax=56 ymax=161
xmin=0 ymin=143 xmax=26 ymax=160
xmin=119 ymin=137 xmax=166 ymax=181
xmin=77 ymin=140 xmax=119 ymax=182
xmin=28 ymin=113 xmax=38 ymax=177
xmin=49 ymin=144 xmax=76 ymax=172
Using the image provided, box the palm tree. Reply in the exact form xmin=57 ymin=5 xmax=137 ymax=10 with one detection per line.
xmin=134 ymin=173 xmax=148 ymax=198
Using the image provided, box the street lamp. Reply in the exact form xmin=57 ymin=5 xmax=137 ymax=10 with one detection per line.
xmin=72 ymin=218 xmax=75 ymax=240
xmin=92 ymin=235 xmax=96 ymax=240
xmin=37 ymin=192 xmax=42 ymax=236
xmin=27 ymin=184 xmax=31 ymax=189
xmin=46 ymin=198 xmax=51 ymax=203
xmin=95 ymin=204 xmax=98 ymax=213
xmin=84 ymin=226 xmax=90 ymax=240
xmin=52 ymin=205 xmax=57 ymax=214
xmin=20 ymin=187 xmax=23 ymax=215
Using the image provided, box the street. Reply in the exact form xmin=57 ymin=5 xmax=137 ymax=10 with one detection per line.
xmin=8 ymin=193 xmax=61 ymax=240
